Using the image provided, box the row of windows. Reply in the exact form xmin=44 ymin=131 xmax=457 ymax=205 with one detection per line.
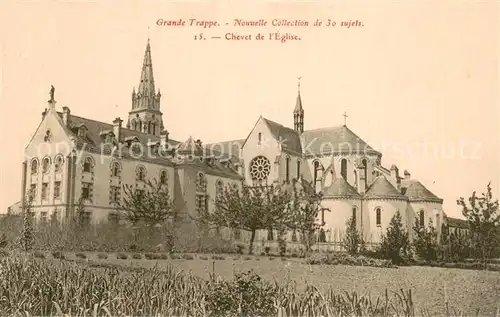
xmin=312 ymin=158 xmax=369 ymax=185
xmin=29 ymin=181 xmax=62 ymax=201
xmin=30 ymin=155 xmax=64 ymax=175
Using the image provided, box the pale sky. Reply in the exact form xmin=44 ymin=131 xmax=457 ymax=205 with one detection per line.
xmin=0 ymin=0 xmax=498 ymax=218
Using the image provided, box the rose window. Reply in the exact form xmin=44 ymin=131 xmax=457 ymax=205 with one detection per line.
xmin=249 ymin=156 xmax=271 ymax=180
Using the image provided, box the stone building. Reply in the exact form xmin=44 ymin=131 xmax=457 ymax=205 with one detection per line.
xmin=18 ymin=39 xmax=465 ymax=244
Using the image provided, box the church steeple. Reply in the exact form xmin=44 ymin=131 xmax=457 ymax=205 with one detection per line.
xmin=128 ymin=39 xmax=164 ymax=136
xmin=293 ymin=77 xmax=304 ymax=134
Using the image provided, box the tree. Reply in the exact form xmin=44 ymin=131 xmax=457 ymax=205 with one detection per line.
xmin=412 ymin=217 xmax=438 ymax=261
xmin=457 ymin=182 xmax=500 ymax=260
xmin=378 ymin=210 xmax=410 ymax=265
xmin=284 ymin=183 xmax=328 ymax=253
xmin=20 ymin=188 xmax=35 ymax=252
xmin=116 ymin=178 xmax=176 ymax=227
xmin=343 ymin=216 xmax=363 ymax=255
xmin=202 ymin=182 xmax=291 ymax=254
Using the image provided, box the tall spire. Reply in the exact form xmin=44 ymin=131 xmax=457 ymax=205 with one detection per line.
xmin=128 ymin=39 xmax=164 ymax=137
xmin=138 ymin=39 xmax=155 ymax=97
xmin=294 ymin=77 xmax=304 ymax=133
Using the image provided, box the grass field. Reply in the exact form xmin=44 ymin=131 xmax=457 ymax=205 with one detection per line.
xmin=58 ymin=252 xmax=500 ymax=316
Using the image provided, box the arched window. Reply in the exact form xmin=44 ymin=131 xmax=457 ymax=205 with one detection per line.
xmin=138 ymin=121 xmax=142 ymax=132
xmin=160 ymin=170 xmax=168 ymax=185
xmin=313 ymin=161 xmax=320 ymax=185
xmin=296 ymin=160 xmax=301 ymax=179
xmin=376 ymin=208 xmax=381 ymax=226
xmin=285 ymin=156 xmax=290 ymax=183
xmin=111 ymin=162 xmax=121 ymax=177
xmin=30 ymin=159 xmax=39 ymax=175
xmin=83 ymin=157 xmax=93 ymax=173
xmin=152 ymin=122 xmax=156 ymax=135
xmin=258 ymin=132 xmax=262 ymax=145
xmin=419 ymin=210 xmax=425 ymax=227
xmin=136 ymin=166 xmax=146 ymax=181
xmin=148 ymin=121 xmax=151 ymax=134
xmin=54 ymin=155 xmax=64 ymax=172
xmin=352 ymin=206 xmax=357 ymax=225
xmin=341 ymin=158 xmax=347 ymax=180
xmin=42 ymin=157 xmax=51 ymax=173
xmin=362 ymin=159 xmax=367 ymax=181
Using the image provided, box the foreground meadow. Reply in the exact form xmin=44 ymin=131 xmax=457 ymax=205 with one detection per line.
xmin=44 ymin=252 xmax=500 ymax=316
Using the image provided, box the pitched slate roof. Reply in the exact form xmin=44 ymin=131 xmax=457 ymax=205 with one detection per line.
xmin=446 ymin=217 xmax=469 ymax=229
xmin=404 ymin=180 xmax=443 ymax=203
xmin=176 ymin=136 xmax=203 ymax=155
xmin=58 ymin=113 xmax=241 ymax=179
xmin=301 ymin=125 xmax=380 ymax=157
xmin=365 ymin=175 xmax=408 ymax=200
xmin=205 ymin=139 xmax=244 ymax=161
xmin=322 ymin=177 xmax=361 ymax=199
xmin=262 ymin=118 xmax=303 ymax=154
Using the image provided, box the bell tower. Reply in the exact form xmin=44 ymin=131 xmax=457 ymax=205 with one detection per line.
xmin=126 ymin=39 xmax=164 ymax=136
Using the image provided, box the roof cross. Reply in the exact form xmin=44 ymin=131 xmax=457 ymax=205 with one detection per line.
xmin=343 ymin=111 xmax=348 ymax=126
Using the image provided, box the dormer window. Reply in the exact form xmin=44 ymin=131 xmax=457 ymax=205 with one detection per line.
xmin=78 ymin=126 xmax=87 ymax=138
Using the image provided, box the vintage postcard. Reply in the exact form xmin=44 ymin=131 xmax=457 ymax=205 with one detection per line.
xmin=0 ymin=1 xmax=499 ymax=316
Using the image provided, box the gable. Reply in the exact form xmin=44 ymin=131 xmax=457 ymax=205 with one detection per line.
xmin=25 ymin=108 xmax=74 ymax=159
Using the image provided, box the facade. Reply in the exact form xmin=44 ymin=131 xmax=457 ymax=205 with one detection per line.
xmin=19 ymin=40 xmax=463 ymax=244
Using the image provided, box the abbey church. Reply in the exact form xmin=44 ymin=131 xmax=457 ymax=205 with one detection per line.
xmin=18 ymin=40 xmax=462 ymax=244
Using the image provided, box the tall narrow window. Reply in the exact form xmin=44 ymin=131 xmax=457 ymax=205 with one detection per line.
xmin=313 ymin=161 xmax=320 ymax=185
xmin=31 ymin=159 xmax=39 ymax=175
xmin=54 ymin=181 xmax=61 ymax=199
xmin=285 ymin=156 xmax=290 ymax=183
xmin=419 ymin=210 xmax=425 ymax=227
xmin=376 ymin=208 xmax=381 ymax=226
xmin=362 ymin=159 xmax=367 ymax=181
xmin=341 ymin=159 xmax=347 ymax=180
xmin=112 ymin=162 xmax=121 ymax=177
xmin=258 ymin=132 xmax=262 ymax=145
xmin=138 ymin=121 xmax=142 ymax=132
xmin=41 ymin=183 xmax=49 ymax=200
xmin=352 ymin=207 xmax=357 ymax=225
xmin=83 ymin=157 xmax=93 ymax=173
xmin=160 ymin=170 xmax=168 ymax=185
xmin=152 ymin=122 xmax=156 ymax=135
xmin=296 ymin=160 xmax=301 ymax=179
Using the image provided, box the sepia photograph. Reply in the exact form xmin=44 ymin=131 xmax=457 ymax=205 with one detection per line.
xmin=0 ymin=1 xmax=499 ymax=316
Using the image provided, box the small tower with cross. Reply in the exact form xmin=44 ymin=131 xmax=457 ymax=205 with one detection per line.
xmin=293 ymin=77 xmax=304 ymax=133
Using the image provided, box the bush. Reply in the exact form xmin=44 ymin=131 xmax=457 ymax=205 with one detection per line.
xmin=159 ymin=253 xmax=168 ymax=260
xmin=212 ymin=255 xmax=225 ymax=260
xmin=378 ymin=211 xmax=411 ymax=265
xmin=52 ymin=251 xmax=65 ymax=259
xmin=97 ymin=253 xmax=108 ymax=260
xmin=116 ymin=253 xmax=128 ymax=260
xmin=145 ymin=253 xmax=160 ymax=260
xmin=33 ymin=251 xmax=45 ymax=259
xmin=75 ymin=252 xmax=87 ymax=259
xmin=199 ymin=255 xmax=208 ymax=260
xmin=0 ymin=249 xmax=9 ymax=257
xmin=132 ymin=253 xmax=142 ymax=260
xmin=264 ymin=246 xmax=271 ymax=255
xmin=307 ymin=252 xmax=393 ymax=268
xmin=182 ymin=254 xmax=194 ymax=260
xmin=236 ymin=244 xmax=244 ymax=254
xmin=170 ymin=254 xmax=181 ymax=260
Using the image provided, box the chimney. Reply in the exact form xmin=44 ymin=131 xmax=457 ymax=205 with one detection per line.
xmin=358 ymin=165 xmax=366 ymax=194
xmin=62 ymin=106 xmax=71 ymax=127
xmin=404 ymin=170 xmax=411 ymax=181
xmin=113 ymin=117 xmax=122 ymax=143
xmin=160 ymin=130 xmax=169 ymax=145
xmin=390 ymin=164 xmax=399 ymax=178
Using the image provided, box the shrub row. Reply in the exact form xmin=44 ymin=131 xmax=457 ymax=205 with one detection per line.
xmin=307 ymin=252 xmax=394 ymax=268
